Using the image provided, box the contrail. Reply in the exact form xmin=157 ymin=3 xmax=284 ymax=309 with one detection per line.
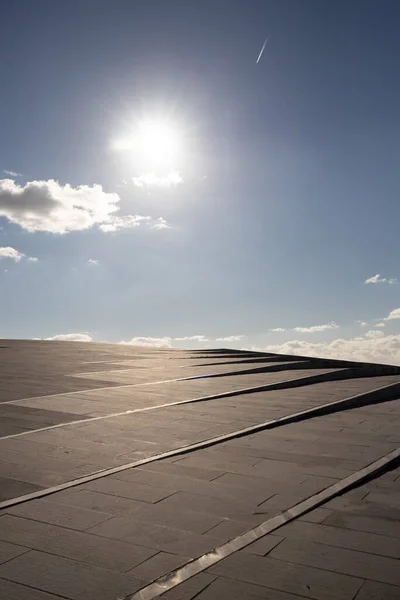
xmin=256 ymin=37 xmax=268 ymax=64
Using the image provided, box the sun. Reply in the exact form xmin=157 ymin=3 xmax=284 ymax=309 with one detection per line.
xmin=112 ymin=119 xmax=181 ymax=170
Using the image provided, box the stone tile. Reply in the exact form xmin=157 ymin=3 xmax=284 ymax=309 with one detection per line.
xmin=0 ymin=550 xmax=146 ymax=600
xmin=270 ymin=538 xmax=400 ymax=586
xmin=275 ymin=520 xmax=400 ymax=558
xmin=208 ymin=551 xmax=363 ymax=600
xmin=6 ymin=498 xmax=112 ymax=530
xmin=161 ymin=573 xmax=216 ymax=600
xmin=355 ymin=580 xmax=400 ymax=600
xmin=203 ymin=518 xmax=255 ymax=543
xmin=111 ymin=469 xmax=273 ymax=505
xmin=0 ymin=476 xmax=42 ymax=501
xmin=243 ymin=533 xmax=284 ymax=556
xmin=299 ymin=508 xmax=333 ymax=523
xmin=0 ymin=514 xmax=158 ymax=572
xmin=0 ymin=540 xmax=29 ymax=565
xmin=128 ymin=551 xmax=190 ymax=581
xmin=324 ymin=512 xmax=400 ymax=538
xmin=156 ymin=492 xmax=263 ymax=522
xmin=195 ymin=576 xmax=308 ymax=599
xmin=0 ymin=578 xmax=63 ymax=600
xmin=81 ymin=477 xmax=175 ymax=503
xmin=211 ymin=472 xmax=292 ymax=493
xmin=89 ymin=514 xmax=221 ymax=557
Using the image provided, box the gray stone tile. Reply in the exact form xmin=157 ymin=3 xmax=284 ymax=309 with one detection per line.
xmin=243 ymin=534 xmax=284 ymax=556
xmin=0 ymin=514 xmax=158 ymax=572
xmin=0 ymin=540 xmax=29 ymax=565
xmin=111 ymin=469 xmax=273 ymax=505
xmin=0 ymin=550 xmax=146 ymax=600
xmin=160 ymin=573 xmax=216 ymax=600
xmin=81 ymin=477 xmax=175 ymax=503
xmin=208 ymin=551 xmax=363 ymax=600
xmin=195 ymin=576 xmax=309 ymax=599
xmin=128 ymin=551 xmax=190 ymax=581
xmin=275 ymin=520 xmax=400 ymax=558
xmin=270 ymin=538 xmax=400 ymax=586
xmin=6 ymin=498 xmax=112 ymax=530
xmin=0 ymin=578 xmax=63 ymax=600
xmin=156 ymin=492 xmax=264 ymax=522
xmin=89 ymin=514 xmax=221 ymax=557
xmin=0 ymin=476 xmax=42 ymax=501
xmin=299 ymin=508 xmax=333 ymax=523
xmin=355 ymin=580 xmax=400 ymax=600
xmin=324 ymin=512 xmax=400 ymax=538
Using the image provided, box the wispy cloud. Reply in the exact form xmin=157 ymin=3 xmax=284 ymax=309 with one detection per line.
xmin=133 ymin=171 xmax=183 ymax=188
xmin=268 ymin=323 xmax=339 ymax=334
xmin=120 ymin=336 xmax=173 ymax=348
xmin=87 ymin=259 xmax=99 ymax=266
xmin=293 ymin=322 xmax=340 ymax=333
xmin=356 ymin=320 xmax=368 ymax=327
xmin=98 ymin=215 xmax=168 ymax=233
xmin=215 ymin=335 xmax=245 ymax=342
xmin=3 ymin=170 xmax=22 ymax=177
xmin=174 ymin=335 xmax=209 ymax=343
xmin=375 ymin=322 xmax=385 ymax=328
xmin=384 ymin=308 xmax=400 ymax=321
xmin=0 ymin=246 xmax=38 ymax=262
xmin=364 ymin=273 xmax=397 ymax=285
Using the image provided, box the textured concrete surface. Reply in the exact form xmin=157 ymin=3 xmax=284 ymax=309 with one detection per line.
xmin=0 ymin=340 xmax=399 ymax=599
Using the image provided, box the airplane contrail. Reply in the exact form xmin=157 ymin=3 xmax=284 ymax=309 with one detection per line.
xmin=256 ymin=37 xmax=268 ymax=64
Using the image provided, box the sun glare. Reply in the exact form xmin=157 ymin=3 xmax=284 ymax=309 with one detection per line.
xmin=112 ymin=119 xmax=181 ymax=171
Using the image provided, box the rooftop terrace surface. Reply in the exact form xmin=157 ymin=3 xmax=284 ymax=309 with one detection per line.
xmin=0 ymin=340 xmax=400 ymax=599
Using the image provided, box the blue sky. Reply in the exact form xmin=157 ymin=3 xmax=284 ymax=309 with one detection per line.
xmin=1 ymin=0 xmax=399 ymax=364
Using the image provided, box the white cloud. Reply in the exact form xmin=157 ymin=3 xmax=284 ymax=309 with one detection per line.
xmin=268 ymin=323 xmax=339 ymax=334
xmin=98 ymin=215 xmax=168 ymax=233
xmin=44 ymin=333 xmax=93 ymax=342
xmin=0 ymin=246 xmax=38 ymax=263
xmin=120 ymin=336 xmax=173 ymax=348
xmin=356 ymin=320 xmax=368 ymax=327
xmin=384 ymin=308 xmax=400 ymax=321
xmin=293 ymin=322 xmax=339 ymax=333
xmin=252 ymin=333 xmax=400 ymax=366
xmin=215 ymin=335 xmax=245 ymax=342
xmin=0 ymin=247 xmax=24 ymax=261
xmin=3 ymin=170 xmax=22 ymax=177
xmin=87 ymin=259 xmax=99 ymax=266
xmin=375 ymin=322 xmax=385 ymax=328
xmin=364 ymin=274 xmax=397 ymax=285
xmin=0 ymin=178 xmax=167 ymax=235
xmin=133 ymin=171 xmax=183 ymax=188
xmin=151 ymin=217 xmax=169 ymax=230
xmin=365 ymin=330 xmax=385 ymax=339
xmin=174 ymin=335 xmax=209 ymax=343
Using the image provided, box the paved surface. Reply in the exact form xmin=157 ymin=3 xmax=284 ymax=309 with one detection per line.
xmin=0 ymin=340 xmax=399 ymax=599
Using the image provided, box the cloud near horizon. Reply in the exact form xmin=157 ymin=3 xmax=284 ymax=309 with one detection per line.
xmin=42 ymin=333 xmax=93 ymax=342
xmin=252 ymin=331 xmax=400 ymax=366
xmin=0 ymin=178 xmax=167 ymax=234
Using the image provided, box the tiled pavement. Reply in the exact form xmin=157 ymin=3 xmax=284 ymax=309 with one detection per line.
xmin=0 ymin=341 xmax=400 ymax=599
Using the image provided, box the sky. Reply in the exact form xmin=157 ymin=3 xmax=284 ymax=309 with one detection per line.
xmin=1 ymin=0 xmax=400 ymax=364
